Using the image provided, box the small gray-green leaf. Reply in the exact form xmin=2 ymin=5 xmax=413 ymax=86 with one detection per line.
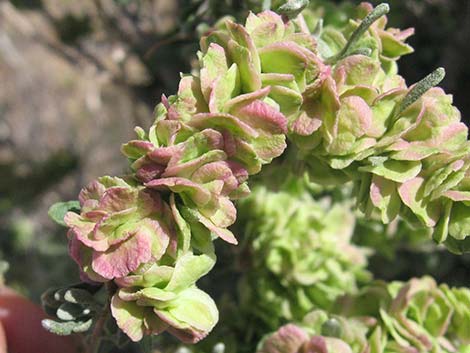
xmin=64 ymin=288 xmax=96 ymax=305
xmin=42 ymin=318 xmax=93 ymax=335
xmin=277 ymin=0 xmax=309 ymax=20
xmin=397 ymin=67 xmax=445 ymax=114
xmin=42 ymin=319 xmax=76 ymax=336
xmin=48 ymin=201 xmax=80 ymax=226
xmin=327 ymin=3 xmax=389 ymax=63
xmin=57 ymin=303 xmax=86 ymax=321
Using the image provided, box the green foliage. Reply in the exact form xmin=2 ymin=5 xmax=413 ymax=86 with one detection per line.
xmin=41 ymin=283 xmax=102 ymax=335
xmin=276 ymin=0 xmax=310 ymax=19
xmin=397 ymin=67 xmax=446 ymax=114
xmin=48 ymin=201 xmax=80 ymax=227
xmin=326 ymin=2 xmax=390 ymax=63
xmin=235 ymin=179 xmax=370 ymax=332
xmin=257 ymin=277 xmax=470 ymax=353
xmin=29 ymin=2 xmax=470 ymax=353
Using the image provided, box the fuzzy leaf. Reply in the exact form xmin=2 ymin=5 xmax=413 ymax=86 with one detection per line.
xmin=49 ymin=201 xmax=80 ymax=226
xmin=42 ymin=318 xmax=93 ymax=335
xmin=56 ymin=303 xmax=86 ymax=321
xmin=277 ymin=0 xmax=310 ymax=20
xmin=64 ymin=288 xmax=96 ymax=305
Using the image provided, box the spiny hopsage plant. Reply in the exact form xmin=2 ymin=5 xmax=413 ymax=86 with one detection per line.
xmin=287 ymin=3 xmax=470 ymax=253
xmin=178 ymin=278 xmax=470 ymax=353
xmin=197 ymin=0 xmax=470 ymax=254
xmin=162 ymin=177 xmax=443 ymax=353
xmin=257 ymin=277 xmax=470 ymax=353
xmin=42 ymin=1 xmax=470 ymax=351
xmin=235 ymin=178 xmax=371 ymax=333
xmin=234 ymin=176 xmax=455 ymax=338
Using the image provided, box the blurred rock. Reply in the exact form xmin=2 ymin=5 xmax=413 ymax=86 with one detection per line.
xmin=0 ymin=2 xmax=151 ymax=182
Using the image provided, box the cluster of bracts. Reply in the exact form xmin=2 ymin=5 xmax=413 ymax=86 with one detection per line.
xmin=257 ymin=277 xmax=470 ymax=353
xmin=55 ymin=2 xmax=470 ymax=351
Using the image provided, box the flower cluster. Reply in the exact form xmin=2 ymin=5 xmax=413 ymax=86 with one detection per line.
xmin=257 ymin=315 xmax=372 ymax=353
xmin=236 ymin=180 xmax=370 ymax=330
xmin=64 ymin=176 xmax=219 ymax=342
xmin=290 ymin=3 xmax=470 ymax=252
xmin=257 ymin=277 xmax=470 ymax=353
xmin=337 ymin=276 xmax=470 ymax=352
xmin=58 ymin=1 xmax=470 ymax=345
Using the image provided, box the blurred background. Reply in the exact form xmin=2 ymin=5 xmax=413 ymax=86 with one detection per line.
xmin=1 ymin=0 xmax=470 ymax=302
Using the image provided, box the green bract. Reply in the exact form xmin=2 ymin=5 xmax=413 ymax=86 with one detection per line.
xmin=110 ymin=253 xmax=218 ymax=343
xmin=65 ymin=177 xmax=219 ymax=341
xmin=65 ymin=176 xmax=173 ymax=282
xmin=41 ymin=284 xmax=100 ymax=336
xmin=237 ymin=181 xmax=370 ymax=330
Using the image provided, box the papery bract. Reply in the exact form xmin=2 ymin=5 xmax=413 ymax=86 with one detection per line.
xmin=65 ymin=177 xmax=172 ymax=282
